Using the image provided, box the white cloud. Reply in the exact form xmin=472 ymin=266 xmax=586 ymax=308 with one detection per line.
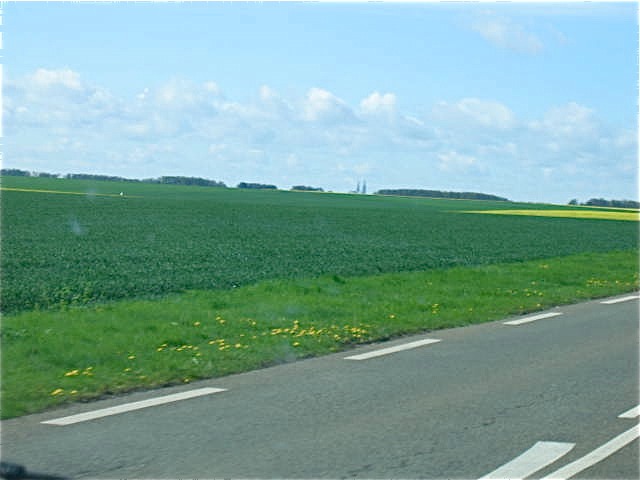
xmin=259 ymin=85 xmax=277 ymax=103
xmin=471 ymin=14 xmax=543 ymax=54
xmin=530 ymin=102 xmax=597 ymax=139
xmin=612 ymin=129 xmax=637 ymax=149
xmin=136 ymin=87 xmax=150 ymax=101
xmin=437 ymin=150 xmax=478 ymax=172
xmin=203 ymin=81 xmax=220 ymax=95
xmin=432 ymin=98 xmax=516 ymax=130
xmin=156 ymin=79 xmax=198 ymax=108
xmin=359 ymin=91 xmax=397 ymax=116
xmin=302 ymin=87 xmax=354 ymax=123
xmin=124 ymin=123 xmax=151 ymax=137
xmin=481 ymin=142 xmax=518 ymax=156
xmin=208 ymin=143 xmax=227 ymax=155
xmin=28 ymin=68 xmax=83 ymax=90
xmin=255 ymin=85 xmax=294 ymax=122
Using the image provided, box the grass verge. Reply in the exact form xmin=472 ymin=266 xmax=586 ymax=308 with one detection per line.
xmin=2 ymin=250 xmax=638 ymax=419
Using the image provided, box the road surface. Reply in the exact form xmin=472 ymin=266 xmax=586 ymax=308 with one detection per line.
xmin=2 ymin=294 xmax=638 ymax=479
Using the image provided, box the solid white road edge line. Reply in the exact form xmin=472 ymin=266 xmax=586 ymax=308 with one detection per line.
xmin=504 ymin=312 xmax=563 ymax=326
xmin=618 ymin=405 xmax=640 ymax=419
xmin=600 ymin=295 xmax=640 ymax=304
xmin=540 ymin=424 xmax=640 ymax=480
xmin=344 ymin=338 xmax=441 ymax=360
xmin=41 ymin=387 xmax=227 ymax=426
xmin=480 ymin=441 xmax=575 ymax=480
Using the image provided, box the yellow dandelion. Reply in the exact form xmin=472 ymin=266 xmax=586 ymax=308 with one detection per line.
xmin=293 ymin=342 xmax=301 ymax=347
xmin=51 ymin=388 xmax=64 ymax=396
xmin=64 ymin=369 xmax=80 ymax=377
xmin=128 ymin=355 xmax=136 ymax=360
xmin=193 ymin=321 xmax=201 ymax=327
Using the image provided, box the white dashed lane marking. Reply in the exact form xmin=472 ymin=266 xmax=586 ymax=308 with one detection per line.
xmin=481 ymin=406 xmax=640 ymax=480
xmin=41 ymin=387 xmax=227 ymax=426
xmin=618 ymin=405 xmax=640 ymax=419
xmin=503 ymin=312 xmax=563 ymax=326
xmin=344 ymin=338 xmax=441 ymax=360
xmin=480 ymin=441 xmax=575 ymax=480
xmin=540 ymin=424 xmax=639 ymax=480
xmin=600 ymin=295 xmax=640 ymax=305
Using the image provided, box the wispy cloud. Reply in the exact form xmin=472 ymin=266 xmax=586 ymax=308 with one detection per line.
xmin=529 ymin=102 xmax=598 ymax=139
xmin=431 ymin=98 xmax=516 ymax=130
xmin=359 ymin=91 xmax=397 ymax=117
xmin=471 ymin=13 xmax=543 ymax=54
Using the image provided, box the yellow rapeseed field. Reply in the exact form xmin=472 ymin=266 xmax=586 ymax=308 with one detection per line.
xmin=466 ymin=209 xmax=639 ymax=221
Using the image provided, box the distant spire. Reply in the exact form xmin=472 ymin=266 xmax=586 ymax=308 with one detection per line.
xmin=356 ymin=181 xmax=361 ymax=194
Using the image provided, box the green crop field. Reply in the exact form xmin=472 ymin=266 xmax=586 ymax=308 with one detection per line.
xmin=1 ymin=176 xmax=638 ymax=418
xmin=1 ymin=176 xmax=637 ymax=314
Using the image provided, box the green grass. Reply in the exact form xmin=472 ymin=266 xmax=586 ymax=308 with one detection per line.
xmin=2 ymin=250 xmax=637 ymax=419
xmin=1 ymin=176 xmax=638 ymax=314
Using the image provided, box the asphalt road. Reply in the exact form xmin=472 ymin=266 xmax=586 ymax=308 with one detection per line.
xmin=2 ymin=294 xmax=638 ymax=479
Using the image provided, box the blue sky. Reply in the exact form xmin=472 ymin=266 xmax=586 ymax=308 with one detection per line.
xmin=3 ymin=1 xmax=638 ymax=203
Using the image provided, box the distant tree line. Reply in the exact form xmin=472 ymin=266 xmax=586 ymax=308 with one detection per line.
xmin=1 ymin=169 xmax=227 ymax=188
xmin=65 ymin=173 xmax=145 ymax=183
xmin=1 ymin=169 xmax=32 ymax=177
xmin=156 ymin=176 xmax=226 ymax=187
xmin=376 ymin=189 xmax=510 ymax=202
xmin=237 ymin=182 xmax=277 ymax=190
xmin=568 ymin=198 xmax=639 ymax=209
xmin=291 ymin=185 xmax=324 ymax=192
